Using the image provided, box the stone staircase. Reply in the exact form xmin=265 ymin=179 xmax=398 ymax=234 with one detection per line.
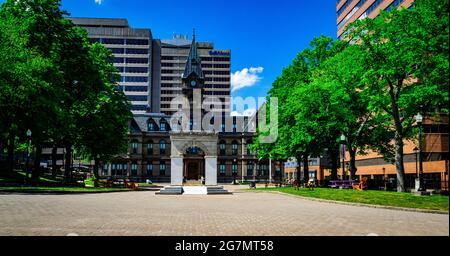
xmin=155 ymin=186 xmax=232 ymax=195
xmin=206 ymin=186 xmax=232 ymax=195
xmin=156 ymin=186 xmax=183 ymax=195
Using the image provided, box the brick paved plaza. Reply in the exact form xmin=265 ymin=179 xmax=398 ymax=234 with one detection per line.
xmin=0 ymin=186 xmax=448 ymax=236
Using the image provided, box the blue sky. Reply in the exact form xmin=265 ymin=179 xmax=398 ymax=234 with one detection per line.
xmin=1 ymin=0 xmax=338 ymax=107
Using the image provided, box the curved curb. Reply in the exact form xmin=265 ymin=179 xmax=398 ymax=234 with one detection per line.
xmin=241 ymin=190 xmax=449 ymax=215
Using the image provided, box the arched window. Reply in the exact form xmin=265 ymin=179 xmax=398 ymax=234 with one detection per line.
xmin=231 ymin=141 xmax=238 ymax=155
xmin=147 ymin=140 xmax=153 ymax=155
xmin=159 ymin=140 xmax=167 ymax=155
xmin=219 ymin=140 xmax=226 ymax=155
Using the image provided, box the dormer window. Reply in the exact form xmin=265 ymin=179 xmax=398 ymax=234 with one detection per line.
xmin=160 ymin=122 xmax=167 ymax=132
xmin=148 ymin=121 xmax=155 ymax=132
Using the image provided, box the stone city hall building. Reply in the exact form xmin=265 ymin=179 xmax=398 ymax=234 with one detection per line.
xmin=67 ymin=18 xmax=281 ymax=184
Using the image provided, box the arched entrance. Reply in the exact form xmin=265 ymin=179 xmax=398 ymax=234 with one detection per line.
xmin=184 ymin=147 xmax=205 ymax=184
xmin=169 ymin=133 xmax=219 ymax=186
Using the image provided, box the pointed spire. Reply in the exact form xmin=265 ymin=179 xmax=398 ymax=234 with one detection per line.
xmin=182 ymin=28 xmax=204 ymax=80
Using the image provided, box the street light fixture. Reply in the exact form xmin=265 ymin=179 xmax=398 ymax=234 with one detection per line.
xmin=416 ymin=113 xmax=425 ymax=192
xmin=25 ymin=129 xmax=32 ymax=182
xmin=340 ymin=134 xmax=347 ymax=180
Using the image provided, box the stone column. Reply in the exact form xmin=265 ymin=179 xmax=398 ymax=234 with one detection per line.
xmin=171 ymin=157 xmax=183 ymax=186
xmin=205 ymin=156 xmax=217 ymax=186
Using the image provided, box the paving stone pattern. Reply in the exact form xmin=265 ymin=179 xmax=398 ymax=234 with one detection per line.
xmin=0 ymin=186 xmax=448 ymax=236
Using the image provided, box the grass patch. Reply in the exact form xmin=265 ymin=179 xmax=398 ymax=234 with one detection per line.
xmin=253 ymin=187 xmax=449 ymax=212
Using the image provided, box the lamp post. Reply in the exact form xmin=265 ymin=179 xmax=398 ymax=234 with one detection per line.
xmin=416 ymin=113 xmax=425 ymax=192
xmin=25 ymin=129 xmax=32 ymax=182
xmin=269 ymin=154 xmax=272 ymax=185
xmin=233 ymin=158 xmax=237 ymax=185
xmin=383 ymin=167 xmax=387 ymax=191
xmin=413 ymin=147 xmax=419 ymax=179
xmin=340 ymin=134 xmax=347 ymax=180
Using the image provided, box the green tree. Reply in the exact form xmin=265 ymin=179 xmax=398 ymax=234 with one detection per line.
xmin=253 ymin=36 xmax=346 ymax=183
xmin=77 ymin=44 xmax=131 ymax=178
xmin=347 ymin=0 xmax=449 ymax=191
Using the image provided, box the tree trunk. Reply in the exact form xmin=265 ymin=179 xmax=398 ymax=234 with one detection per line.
xmin=93 ymin=157 xmax=99 ymax=178
xmin=51 ymin=145 xmax=57 ymax=179
xmin=6 ymin=131 xmax=15 ymax=174
xmin=64 ymin=145 xmax=72 ymax=184
xmin=394 ymin=131 xmax=406 ymax=192
xmin=303 ymin=153 xmax=309 ymax=183
xmin=329 ymin=147 xmax=339 ymax=180
xmin=32 ymin=143 xmax=42 ymax=186
xmin=388 ymin=80 xmax=406 ymax=192
xmin=296 ymin=155 xmax=302 ymax=183
xmin=349 ymin=147 xmax=357 ymax=180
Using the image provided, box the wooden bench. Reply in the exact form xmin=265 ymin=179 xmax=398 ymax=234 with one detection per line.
xmin=329 ymin=180 xmax=355 ymax=189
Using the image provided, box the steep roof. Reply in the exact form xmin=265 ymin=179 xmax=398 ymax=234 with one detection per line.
xmin=182 ymin=32 xmax=204 ymax=80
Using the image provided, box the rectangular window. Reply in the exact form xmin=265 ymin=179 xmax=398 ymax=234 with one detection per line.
xmin=125 ymin=67 xmax=148 ymax=73
xmin=124 ymin=76 xmax=148 ymax=83
xmin=127 ymin=95 xmax=148 ymax=102
xmin=160 ymin=123 xmax=167 ymax=132
xmin=126 ymin=48 xmax=149 ymax=54
xmin=160 ymin=162 xmax=166 ymax=176
xmin=132 ymin=142 xmax=138 ymax=154
xmin=103 ymin=38 xmax=125 ymax=45
xmin=112 ymin=57 xmax=124 ymax=63
xmin=247 ymin=163 xmax=254 ymax=176
xmin=131 ymin=164 xmax=138 ymax=176
xmin=126 ymin=39 xmax=149 ymax=45
xmin=219 ymin=164 xmax=226 ymax=176
xmin=130 ymin=105 xmax=147 ymax=111
xmin=108 ymin=48 xmax=125 ymax=54
xmin=125 ymin=86 xmax=148 ymax=92
xmin=147 ymin=143 xmax=153 ymax=154
xmin=126 ymin=58 xmax=149 ymax=64
xmin=232 ymin=164 xmax=238 ymax=175
xmin=147 ymin=164 xmax=153 ymax=176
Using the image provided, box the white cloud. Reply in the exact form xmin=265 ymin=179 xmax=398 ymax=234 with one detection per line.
xmin=231 ymin=66 xmax=264 ymax=92
xmin=231 ymin=108 xmax=257 ymax=117
xmin=94 ymin=0 xmax=103 ymax=5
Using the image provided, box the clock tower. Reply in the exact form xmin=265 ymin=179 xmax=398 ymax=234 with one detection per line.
xmin=181 ymin=30 xmax=206 ymax=132
xmin=182 ymin=30 xmax=205 ymax=93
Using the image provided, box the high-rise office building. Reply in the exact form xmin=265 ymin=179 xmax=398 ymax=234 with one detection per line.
xmin=337 ymin=0 xmax=415 ymax=39
xmin=70 ymin=18 xmax=153 ymax=114
xmin=151 ymin=34 xmax=231 ymax=116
